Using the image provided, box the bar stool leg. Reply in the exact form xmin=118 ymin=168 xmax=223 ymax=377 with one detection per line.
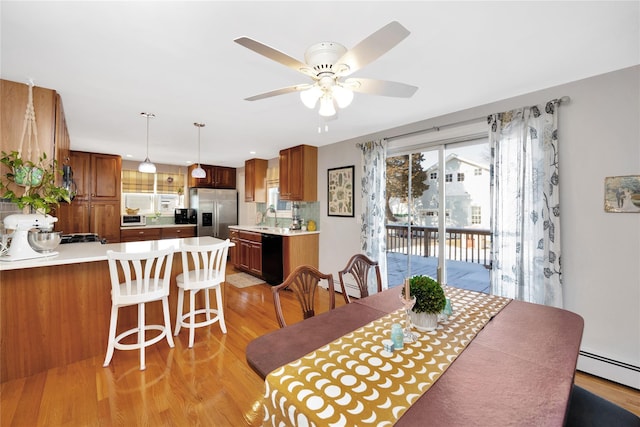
xmin=205 ymin=289 xmax=211 ymax=321
xmin=189 ymin=290 xmax=197 ymax=348
xmin=174 ymin=287 xmax=184 ymax=336
xmin=138 ymin=303 xmax=145 ymax=370
xmin=216 ymin=286 xmax=227 ymax=334
xmin=103 ymin=305 xmax=119 ymax=367
xmin=162 ymin=296 xmax=175 ymax=348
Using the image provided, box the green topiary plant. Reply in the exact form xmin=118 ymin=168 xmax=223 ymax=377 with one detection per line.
xmin=401 ymin=275 xmax=446 ymax=314
xmin=1 ymin=150 xmax=71 ymax=214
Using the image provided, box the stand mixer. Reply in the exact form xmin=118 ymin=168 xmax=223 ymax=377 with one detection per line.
xmin=1 ymin=214 xmax=59 ymax=261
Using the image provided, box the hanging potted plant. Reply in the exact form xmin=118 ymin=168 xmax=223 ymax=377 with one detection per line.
xmin=401 ymin=275 xmax=446 ymax=331
xmin=1 ymin=150 xmax=71 ymax=214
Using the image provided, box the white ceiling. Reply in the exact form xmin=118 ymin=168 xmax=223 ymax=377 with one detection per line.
xmin=2 ymin=1 xmax=638 ymax=168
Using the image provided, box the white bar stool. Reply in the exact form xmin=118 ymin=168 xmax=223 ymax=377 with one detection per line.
xmin=174 ymin=239 xmax=230 ymax=348
xmin=103 ymin=247 xmax=175 ymax=370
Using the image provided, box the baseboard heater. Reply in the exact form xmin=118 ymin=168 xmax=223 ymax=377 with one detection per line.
xmin=577 ymin=350 xmax=640 ymax=390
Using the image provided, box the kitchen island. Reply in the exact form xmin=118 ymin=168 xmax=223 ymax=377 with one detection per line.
xmin=0 ymin=236 xmax=227 ymax=382
xmin=228 ymin=225 xmax=319 ymax=283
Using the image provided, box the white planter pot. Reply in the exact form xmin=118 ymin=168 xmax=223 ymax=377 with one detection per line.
xmin=409 ymin=311 xmax=439 ymax=331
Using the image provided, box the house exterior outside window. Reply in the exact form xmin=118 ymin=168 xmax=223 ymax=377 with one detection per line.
xmin=471 ymin=205 xmax=482 ymax=225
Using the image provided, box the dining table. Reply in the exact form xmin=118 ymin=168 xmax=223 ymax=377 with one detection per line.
xmin=246 ymin=285 xmax=584 ymax=426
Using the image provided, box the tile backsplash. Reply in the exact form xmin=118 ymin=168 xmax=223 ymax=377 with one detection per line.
xmin=256 ymin=201 xmax=320 ymax=230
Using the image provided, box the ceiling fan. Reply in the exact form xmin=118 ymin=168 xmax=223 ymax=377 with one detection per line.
xmin=234 ymin=21 xmax=418 ymax=118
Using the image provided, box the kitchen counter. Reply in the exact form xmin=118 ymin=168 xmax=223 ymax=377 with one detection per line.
xmin=229 ymin=225 xmax=319 ymax=236
xmin=0 ymin=235 xmax=232 ymax=382
xmin=0 ymin=236 xmax=224 ymax=271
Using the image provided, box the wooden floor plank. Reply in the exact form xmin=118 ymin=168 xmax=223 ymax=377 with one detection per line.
xmin=1 ymin=264 xmax=637 ymax=425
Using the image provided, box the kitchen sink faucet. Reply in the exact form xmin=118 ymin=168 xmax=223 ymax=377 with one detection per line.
xmin=267 ymin=205 xmax=279 ymax=227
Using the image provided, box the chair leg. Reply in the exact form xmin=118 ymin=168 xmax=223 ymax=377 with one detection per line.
xmin=103 ymin=305 xmax=119 ymax=367
xmin=162 ymin=296 xmax=175 ymax=348
xmin=138 ymin=302 xmax=146 ymax=370
xmin=215 ymin=286 xmax=227 ymax=334
xmin=189 ymin=290 xmax=196 ymax=348
xmin=174 ymin=287 xmax=184 ymax=336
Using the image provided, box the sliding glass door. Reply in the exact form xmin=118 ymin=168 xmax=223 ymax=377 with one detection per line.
xmin=386 ymin=137 xmax=491 ymax=293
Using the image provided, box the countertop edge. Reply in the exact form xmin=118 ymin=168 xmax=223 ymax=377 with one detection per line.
xmin=229 ymin=225 xmax=320 ymax=236
xmin=0 ymin=236 xmax=229 ymax=272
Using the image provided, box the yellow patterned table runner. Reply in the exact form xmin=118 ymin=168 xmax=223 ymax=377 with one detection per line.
xmin=262 ymin=287 xmax=511 ymax=426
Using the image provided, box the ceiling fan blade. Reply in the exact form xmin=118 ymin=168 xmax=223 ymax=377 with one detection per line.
xmin=244 ymin=84 xmax=310 ymax=101
xmin=346 ymin=78 xmax=418 ymax=98
xmin=234 ymin=37 xmax=315 ymax=78
xmin=334 ymin=21 xmax=410 ymax=77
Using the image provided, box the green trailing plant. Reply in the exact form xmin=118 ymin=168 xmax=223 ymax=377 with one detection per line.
xmin=401 ymin=275 xmax=446 ymax=314
xmin=1 ymin=150 xmax=71 ymax=214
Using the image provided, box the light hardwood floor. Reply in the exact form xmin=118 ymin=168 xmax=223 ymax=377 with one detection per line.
xmin=1 ymin=266 xmax=638 ymax=425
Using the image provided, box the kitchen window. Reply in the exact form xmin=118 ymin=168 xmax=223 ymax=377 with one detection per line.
xmin=121 ymin=170 xmax=185 ymax=214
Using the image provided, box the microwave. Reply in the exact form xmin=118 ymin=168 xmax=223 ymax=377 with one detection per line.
xmin=121 ymin=215 xmax=146 ymax=226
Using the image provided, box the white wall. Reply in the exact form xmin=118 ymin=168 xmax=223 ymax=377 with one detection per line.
xmin=317 ymin=65 xmax=640 ymax=388
xmin=318 ymin=141 xmax=362 ymax=276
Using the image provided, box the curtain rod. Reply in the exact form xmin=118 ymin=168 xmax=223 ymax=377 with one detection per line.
xmin=386 ymin=96 xmax=570 ymax=142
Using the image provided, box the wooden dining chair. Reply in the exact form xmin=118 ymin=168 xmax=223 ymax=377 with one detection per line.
xmin=271 ymin=265 xmax=335 ymax=328
xmin=338 ymin=254 xmax=383 ymax=304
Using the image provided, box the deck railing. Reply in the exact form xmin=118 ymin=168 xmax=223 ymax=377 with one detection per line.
xmin=385 ymin=224 xmax=492 ymax=267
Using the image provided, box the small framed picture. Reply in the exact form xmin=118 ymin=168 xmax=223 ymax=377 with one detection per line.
xmin=604 ymin=175 xmax=640 ymax=213
xmin=328 ymin=166 xmax=354 ymax=217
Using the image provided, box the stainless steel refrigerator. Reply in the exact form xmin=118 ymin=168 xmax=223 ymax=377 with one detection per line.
xmin=189 ymin=188 xmax=237 ymax=240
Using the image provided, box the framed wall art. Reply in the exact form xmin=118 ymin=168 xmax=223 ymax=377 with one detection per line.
xmin=604 ymin=175 xmax=640 ymax=213
xmin=328 ymin=165 xmax=354 ymax=217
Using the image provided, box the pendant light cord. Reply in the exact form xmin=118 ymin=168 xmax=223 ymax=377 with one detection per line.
xmin=194 ymin=122 xmax=205 ymax=166
xmin=141 ymin=112 xmax=155 ymax=160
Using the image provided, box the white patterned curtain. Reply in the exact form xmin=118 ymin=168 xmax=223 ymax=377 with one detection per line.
xmin=358 ymin=139 xmax=388 ymax=291
xmin=488 ymin=101 xmax=562 ymax=307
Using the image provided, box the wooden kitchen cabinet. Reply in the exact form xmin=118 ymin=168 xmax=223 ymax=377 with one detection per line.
xmin=213 ymin=166 xmax=236 ymax=189
xmin=245 ymin=158 xmax=267 ymax=202
xmin=283 ymin=233 xmax=319 ymax=279
xmin=55 ymin=151 xmax=121 ymax=242
xmin=229 ymin=229 xmax=239 ymax=267
xmin=279 ymin=144 xmax=317 ymax=201
xmin=237 ymin=230 xmax=262 ymax=276
xmin=120 ymin=227 xmax=162 ymax=242
xmin=66 ymin=150 xmax=91 ymax=200
xmin=90 ymin=153 xmax=121 ymax=200
xmin=187 ymin=164 xmax=236 ymax=189
xmin=1 ymin=79 xmax=70 ymax=176
xmin=160 ymin=226 xmax=196 ymax=239
xmin=91 ymin=201 xmax=121 ymax=242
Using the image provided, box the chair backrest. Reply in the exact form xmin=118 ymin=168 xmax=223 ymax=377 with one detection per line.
xmin=338 ymin=253 xmax=383 ymax=303
xmin=179 ymin=239 xmax=230 ymax=288
xmin=271 ymin=265 xmax=335 ymax=328
xmin=107 ymin=247 xmax=174 ymax=303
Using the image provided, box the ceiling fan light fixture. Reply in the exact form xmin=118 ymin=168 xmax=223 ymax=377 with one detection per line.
xmin=300 ymin=86 xmax=322 ymax=109
xmin=319 ymin=95 xmax=336 ymax=117
xmin=192 ymin=122 xmax=207 ymax=178
xmin=138 ymin=112 xmax=156 ymax=174
xmin=332 ymin=85 xmax=354 ymax=109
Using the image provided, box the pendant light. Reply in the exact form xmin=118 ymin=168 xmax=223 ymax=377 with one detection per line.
xmin=138 ymin=112 xmax=156 ymax=173
xmin=191 ymin=122 xmax=206 ymax=178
